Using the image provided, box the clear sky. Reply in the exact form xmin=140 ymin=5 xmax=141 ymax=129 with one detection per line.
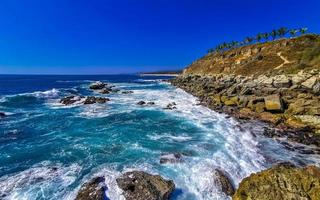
xmin=0 ymin=0 xmax=319 ymax=74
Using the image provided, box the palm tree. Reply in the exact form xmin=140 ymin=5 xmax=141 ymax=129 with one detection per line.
xmin=299 ymin=27 xmax=308 ymax=35
xmin=245 ymin=37 xmax=254 ymax=44
xmin=289 ymin=29 xmax=298 ymax=37
xmin=262 ymin=33 xmax=269 ymax=41
xmin=256 ymin=33 xmax=263 ymax=42
xmin=270 ymin=30 xmax=278 ymax=40
xmin=277 ymin=27 xmax=288 ymax=37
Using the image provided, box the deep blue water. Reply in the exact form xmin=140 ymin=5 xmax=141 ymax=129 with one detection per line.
xmin=0 ymin=75 xmax=319 ymax=200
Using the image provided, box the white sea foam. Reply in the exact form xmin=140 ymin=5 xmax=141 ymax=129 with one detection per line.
xmin=0 ymin=162 xmax=81 ymax=200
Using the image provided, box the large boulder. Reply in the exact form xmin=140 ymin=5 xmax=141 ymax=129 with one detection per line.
xmin=233 ymin=163 xmax=320 ymax=200
xmin=264 ymin=94 xmax=284 ymax=112
xmin=75 ymin=177 xmax=106 ymax=200
xmin=89 ymin=81 xmax=106 ymax=90
xmin=116 ymin=171 xmax=175 ymax=200
xmin=213 ymin=169 xmax=235 ymax=196
xmin=273 ymin=75 xmax=291 ymax=88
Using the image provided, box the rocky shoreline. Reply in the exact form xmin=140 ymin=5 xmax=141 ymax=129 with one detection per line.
xmin=170 ymin=70 xmax=320 ymax=146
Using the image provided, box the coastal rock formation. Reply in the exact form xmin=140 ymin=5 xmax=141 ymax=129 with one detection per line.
xmin=116 ymin=171 xmax=175 ymax=200
xmin=89 ymin=81 xmax=106 ymax=90
xmin=233 ymin=163 xmax=320 ymax=200
xmin=60 ymin=96 xmax=109 ymax=105
xmin=75 ymin=177 xmax=106 ymax=200
xmin=160 ymin=153 xmax=183 ymax=164
xmin=213 ymin=169 xmax=235 ymax=196
xmin=170 ymin=35 xmax=320 ymax=145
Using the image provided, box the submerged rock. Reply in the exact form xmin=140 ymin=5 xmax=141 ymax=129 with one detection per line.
xmin=83 ymin=97 xmax=109 ymax=104
xmin=122 ymin=90 xmax=134 ymax=94
xmin=116 ymin=171 xmax=175 ymax=200
xmin=60 ymin=96 xmax=109 ymax=105
xmin=89 ymin=81 xmax=106 ymax=90
xmin=147 ymin=101 xmax=155 ymax=105
xmin=164 ymin=102 xmax=177 ymax=110
xmin=75 ymin=177 xmax=106 ymax=200
xmin=213 ymin=169 xmax=235 ymax=196
xmin=160 ymin=153 xmax=183 ymax=164
xmin=233 ymin=163 xmax=320 ymax=200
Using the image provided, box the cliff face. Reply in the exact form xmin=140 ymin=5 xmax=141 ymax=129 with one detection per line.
xmin=184 ymin=34 xmax=320 ymax=76
xmin=171 ymin=34 xmax=320 ymax=145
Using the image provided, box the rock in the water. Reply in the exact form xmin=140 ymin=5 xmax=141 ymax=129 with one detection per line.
xmin=233 ymin=163 xmax=320 ymax=200
xmin=84 ymin=97 xmax=109 ymax=104
xmin=164 ymin=103 xmax=177 ymax=110
xmin=75 ymin=177 xmax=106 ymax=200
xmin=137 ymin=101 xmax=146 ymax=105
xmin=147 ymin=101 xmax=155 ymax=105
xmin=264 ymin=94 xmax=284 ymax=112
xmin=116 ymin=171 xmax=175 ymax=200
xmin=213 ymin=169 xmax=235 ymax=196
xmin=160 ymin=153 xmax=182 ymax=164
xmin=89 ymin=81 xmax=106 ymax=90
xmin=122 ymin=91 xmax=134 ymax=94
xmin=0 ymin=112 xmax=6 ymax=118
xmin=60 ymin=96 xmax=81 ymax=105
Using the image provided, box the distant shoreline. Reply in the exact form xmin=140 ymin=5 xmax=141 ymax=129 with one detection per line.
xmin=139 ymin=73 xmax=180 ymax=77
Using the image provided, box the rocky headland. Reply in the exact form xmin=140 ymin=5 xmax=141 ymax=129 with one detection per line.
xmin=171 ymin=34 xmax=320 ymax=146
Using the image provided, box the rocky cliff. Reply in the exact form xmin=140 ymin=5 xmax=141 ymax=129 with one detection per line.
xmin=171 ymin=34 xmax=320 ymax=145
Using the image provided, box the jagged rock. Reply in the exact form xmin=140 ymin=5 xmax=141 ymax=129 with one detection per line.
xmin=213 ymin=169 xmax=235 ymax=196
xmin=75 ymin=177 xmax=106 ymax=200
xmin=116 ymin=171 xmax=175 ymax=200
xmin=164 ymin=103 xmax=177 ymax=110
xmin=160 ymin=153 xmax=183 ymax=164
xmin=89 ymin=81 xmax=106 ymax=90
xmin=233 ymin=163 xmax=320 ymax=200
xmin=302 ymin=76 xmax=318 ymax=89
xmin=60 ymin=96 xmax=82 ymax=105
xmin=273 ymin=75 xmax=291 ymax=88
xmin=264 ymin=94 xmax=284 ymax=112
xmin=313 ymin=82 xmax=320 ymax=94
xmin=83 ymin=97 xmax=109 ymax=104
xmin=98 ymin=88 xmax=111 ymax=94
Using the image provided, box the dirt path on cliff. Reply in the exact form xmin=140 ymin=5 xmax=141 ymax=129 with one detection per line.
xmin=275 ymin=52 xmax=292 ymax=69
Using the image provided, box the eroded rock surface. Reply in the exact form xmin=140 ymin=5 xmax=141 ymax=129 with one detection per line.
xmin=75 ymin=177 xmax=106 ymax=200
xmin=233 ymin=163 xmax=320 ymax=200
xmin=116 ymin=171 xmax=175 ymax=200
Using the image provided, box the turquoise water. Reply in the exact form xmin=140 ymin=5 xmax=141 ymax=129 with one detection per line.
xmin=0 ymin=75 xmax=319 ymax=200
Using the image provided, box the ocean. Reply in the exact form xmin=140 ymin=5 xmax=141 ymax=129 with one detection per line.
xmin=0 ymin=75 xmax=319 ymax=200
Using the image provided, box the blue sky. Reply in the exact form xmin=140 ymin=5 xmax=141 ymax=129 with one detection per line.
xmin=0 ymin=0 xmax=319 ymax=74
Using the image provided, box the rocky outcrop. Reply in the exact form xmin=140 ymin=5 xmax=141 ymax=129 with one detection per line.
xmin=213 ymin=169 xmax=235 ymax=196
xmin=170 ymin=69 xmax=320 ymax=146
xmin=89 ymin=81 xmax=106 ymax=90
xmin=233 ymin=163 xmax=320 ymax=200
xmin=160 ymin=153 xmax=183 ymax=164
xmin=60 ymin=96 xmax=109 ymax=105
xmin=116 ymin=171 xmax=175 ymax=200
xmin=75 ymin=177 xmax=106 ymax=200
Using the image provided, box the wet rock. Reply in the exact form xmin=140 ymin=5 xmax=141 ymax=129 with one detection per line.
xmin=160 ymin=153 xmax=183 ymax=164
xmin=147 ymin=101 xmax=155 ymax=105
xmin=89 ymin=81 xmax=106 ymax=90
xmin=122 ymin=90 xmax=134 ymax=94
xmin=116 ymin=171 xmax=175 ymax=200
xmin=233 ymin=163 xmax=320 ymax=200
xmin=98 ymin=88 xmax=111 ymax=94
xmin=213 ymin=169 xmax=235 ymax=196
xmin=137 ymin=101 xmax=146 ymax=105
xmin=75 ymin=177 xmax=106 ymax=200
xmin=60 ymin=96 xmax=81 ymax=105
xmin=164 ymin=103 xmax=177 ymax=110
xmin=84 ymin=97 xmax=109 ymax=104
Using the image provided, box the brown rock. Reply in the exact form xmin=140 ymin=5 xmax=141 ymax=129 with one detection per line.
xmin=75 ymin=177 xmax=106 ymax=200
xmin=264 ymin=94 xmax=284 ymax=112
